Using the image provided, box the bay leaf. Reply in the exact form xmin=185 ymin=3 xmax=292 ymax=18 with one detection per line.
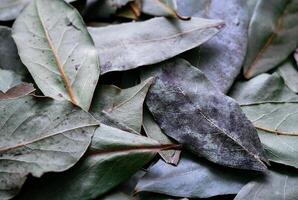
xmin=178 ymin=0 xmax=250 ymax=93
xmin=88 ymin=17 xmax=224 ymax=74
xmin=12 ymin=0 xmax=100 ymax=111
xmin=141 ymin=58 xmax=268 ymax=171
xmin=17 ymin=124 xmax=175 ymax=200
xmin=230 ymin=73 xmax=298 ymax=168
xmin=0 ymin=0 xmax=77 ymax=21
xmin=0 ymin=95 xmax=98 ymax=200
xmin=0 ymin=26 xmax=26 ymax=76
xmin=235 ymin=168 xmax=298 ymax=200
xmin=243 ymin=0 xmax=298 ymax=78
xmin=91 ymin=78 xmax=153 ymax=133
xmin=143 ymin=108 xmax=181 ymax=165
xmin=136 ymin=154 xmax=257 ymax=198
xmin=278 ymin=61 xmax=298 ymax=93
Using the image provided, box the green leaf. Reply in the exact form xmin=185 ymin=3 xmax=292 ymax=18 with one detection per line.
xmin=0 ymin=95 xmax=98 ymax=200
xmin=12 ymin=0 xmax=100 ymax=111
xmin=88 ymin=17 xmax=224 ymax=74
xmin=243 ymin=0 xmax=298 ymax=78
xmin=231 ymin=73 xmax=298 ymax=168
xmin=17 ymin=124 xmax=175 ymax=200
xmin=0 ymin=0 xmax=77 ymax=21
xmin=278 ymin=61 xmax=298 ymax=93
xmin=91 ymin=78 xmax=153 ymax=133
xmin=136 ymin=153 xmax=256 ymax=198
xmin=141 ymin=58 xmax=268 ymax=171
xmin=235 ymin=168 xmax=298 ymax=200
xmin=178 ymin=0 xmax=250 ymax=92
xmin=143 ymin=109 xmax=181 ymax=165
xmin=0 ymin=26 xmax=27 ymax=76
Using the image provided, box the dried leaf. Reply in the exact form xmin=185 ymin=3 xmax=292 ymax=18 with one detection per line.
xmin=243 ymin=0 xmax=298 ymax=78
xmin=0 ymin=83 xmax=35 ymax=100
xmin=278 ymin=61 xmax=298 ymax=93
xmin=143 ymin=109 xmax=181 ymax=165
xmin=12 ymin=0 xmax=100 ymax=111
xmin=17 ymin=124 xmax=173 ymax=200
xmin=141 ymin=58 xmax=268 ymax=171
xmin=0 ymin=95 xmax=98 ymax=199
xmin=91 ymin=78 xmax=153 ymax=133
xmin=178 ymin=0 xmax=250 ymax=92
xmin=235 ymin=169 xmax=298 ymax=200
xmin=141 ymin=0 xmax=182 ymax=19
xmin=136 ymin=154 xmax=257 ymax=198
xmin=88 ymin=17 xmax=224 ymax=74
xmin=230 ymin=73 xmax=298 ymax=168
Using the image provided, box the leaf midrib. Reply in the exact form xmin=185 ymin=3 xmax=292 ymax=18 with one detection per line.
xmin=35 ymin=0 xmax=77 ymax=105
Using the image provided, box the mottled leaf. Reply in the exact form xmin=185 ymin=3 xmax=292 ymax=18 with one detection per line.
xmin=141 ymin=58 xmax=268 ymax=171
xmin=91 ymin=78 xmax=153 ymax=133
xmin=243 ymin=0 xmax=298 ymax=78
xmin=0 ymin=26 xmax=26 ymax=76
xmin=88 ymin=17 xmax=224 ymax=74
xmin=0 ymin=0 xmax=77 ymax=21
xmin=143 ymin=109 xmax=181 ymax=165
xmin=12 ymin=0 xmax=100 ymax=111
xmin=235 ymin=168 xmax=298 ymax=200
xmin=278 ymin=61 xmax=298 ymax=93
xmin=178 ymin=0 xmax=250 ymax=92
xmin=136 ymin=154 xmax=257 ymax=198
xmin=231 ymin=73 xmax=298 ymax=168
xmin=0 ymin=95 xmax=98 ymax=200
xmin=17 ymin=124 xmax=175 ymax=200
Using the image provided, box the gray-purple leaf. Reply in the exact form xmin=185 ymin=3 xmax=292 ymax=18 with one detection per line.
xmin=141 ymin=58 xmax=268 ymax=171
xmin=88 ymin=17 xmax=224 ymax=74
xmin=178 ymin=0 xmax=250 ymax=93
xmin=136 ymin=154 xmax=257 ymax=198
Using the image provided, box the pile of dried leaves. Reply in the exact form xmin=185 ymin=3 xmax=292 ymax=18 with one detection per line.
xmin=0 ymin=0 xmax=298 ymax=199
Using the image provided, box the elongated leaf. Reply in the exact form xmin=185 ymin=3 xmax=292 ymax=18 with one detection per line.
xmin=0 ymin=26 xmax=26 ymax=76
xmin=143 ymin=109 xmax=181 ymax=165
xmin=0 ymin=0 xmax=77 ymax=21
xmin=278 ymin=61 xmax=298 ymax=93
xmin=243 ymin=0 xmax=298 ymax=78
xmin=230 ymin=73 xmax=298 ymax=168
xmin=178 ymin=0 xmax=250 ymax=92
xmin=12 ymin=0 xmax=100 ymax=111
xmin=88 ymin=17 xmax=224 ymax=74
xmin=17 ymin=124 xmax=175 ymax=200
xmin=0 ymin=95 xmax=98 ymax=200
xmin=235 ymin=168 xmax=298 ymax=200
xmin=141 ymin=58 xmax=268 ymax=171
xmin=91 ymin=78 xmax=153 ymax=133
xmin=136 ymin=154 xmax=257 ymax=198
